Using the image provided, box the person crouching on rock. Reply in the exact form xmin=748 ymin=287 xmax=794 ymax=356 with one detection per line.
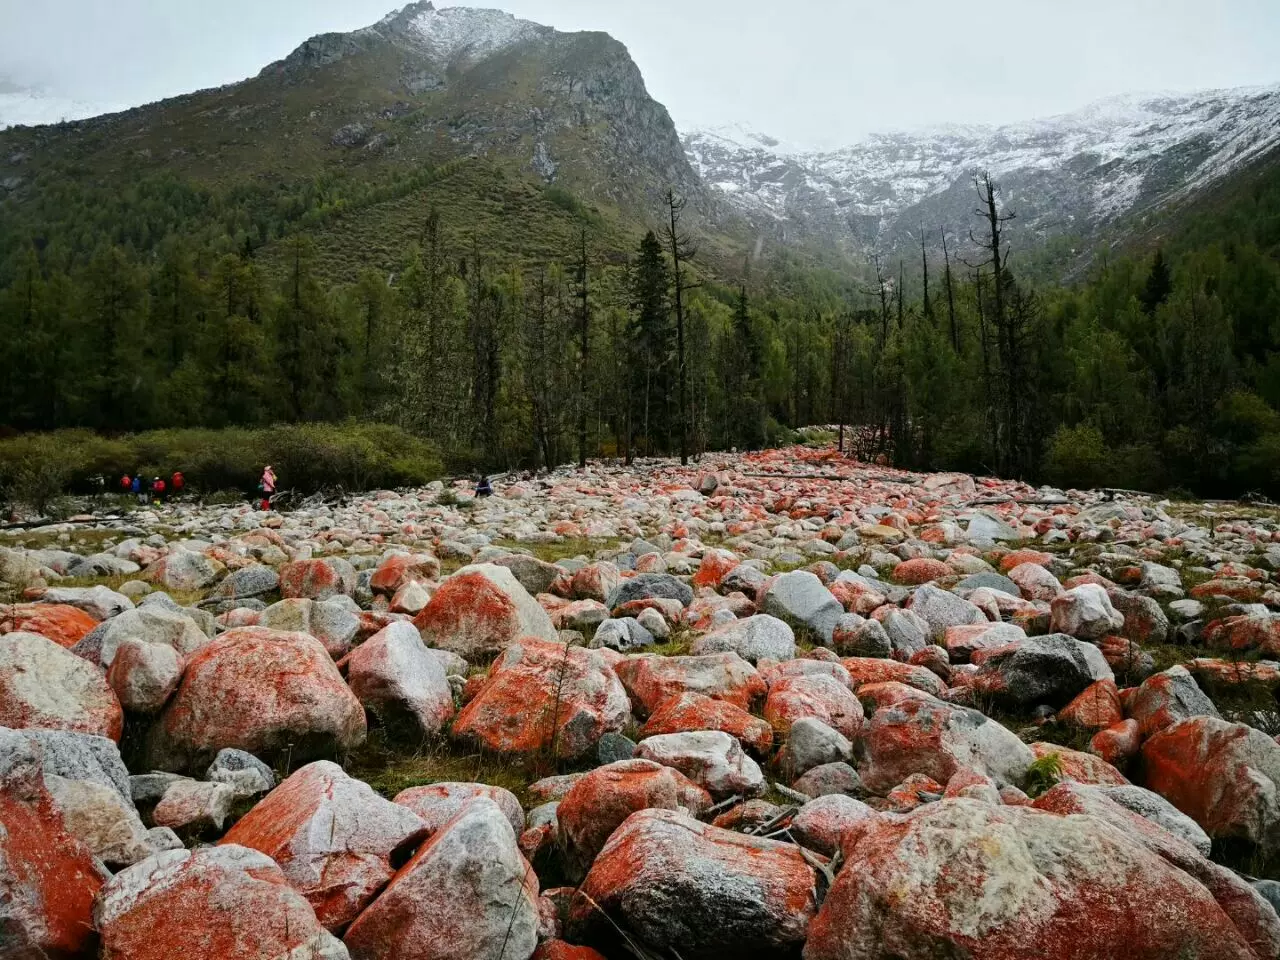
xmin=475 ymin=475 xmax=493 ymax=498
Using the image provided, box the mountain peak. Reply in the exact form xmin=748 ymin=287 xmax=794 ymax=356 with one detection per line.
xmin=391 ymin=4 xmax=553 ymax=61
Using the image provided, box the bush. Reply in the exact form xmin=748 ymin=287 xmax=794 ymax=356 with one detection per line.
xmin=0 ymin=422 xmax=443 ymax=505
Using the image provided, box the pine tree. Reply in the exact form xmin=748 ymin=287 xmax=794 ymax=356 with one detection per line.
xmin=628 ymin=231 xmax=671 ymax=459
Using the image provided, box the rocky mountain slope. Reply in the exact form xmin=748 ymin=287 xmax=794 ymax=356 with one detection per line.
xmin=684 ymin=85 xmax=1280 ymax=257
xmin=0 ymin=3 xmax=714 ymax=278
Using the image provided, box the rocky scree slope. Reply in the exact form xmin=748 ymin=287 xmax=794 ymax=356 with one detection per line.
xmin=6 ymin=446 xmax=1280 ymax=957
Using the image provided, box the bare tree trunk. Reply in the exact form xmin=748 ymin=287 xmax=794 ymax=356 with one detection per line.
xmin=663 ymin=190 xmax=696 ymax=466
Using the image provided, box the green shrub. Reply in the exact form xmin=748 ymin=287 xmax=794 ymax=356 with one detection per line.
xmin=1024 ymin=752 xmax=1064 ymax=799
xmin=0 ymin=422 xmax=442 ymax=504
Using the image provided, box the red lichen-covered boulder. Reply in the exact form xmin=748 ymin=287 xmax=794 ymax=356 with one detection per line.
xmin=805 ymin=798 xmax=1265 ymax=960
xmin=613 ymin=651 xmax=766 ymax=717
xmin=1057 ymin=678 xmax=1123 ymax=732
xmin=0 ymin=602 xmax=98 ymax=648
xmin=343 ymin=798 xmax=541 ymax=960
xmin=693 ymin=548 xmax=740 ymax=588
xmin=414 ymin=563 xmax=558 ymax=660
xmin=1030 ymin=742 xmax=1128 ymax=786
xmin=571 ymin=562 xmax=621 ymax=603
xmin=942 ymin=622 xmax=1026 ymax=664
xmin=1033 ymin=782 xmax=1280 ymax=960
xmin=452 ymin=638 xmax=631 ymax=761
xmin=862 ymin=696 xmax=1033 ymax=794
xmin=640 ymin=691 xmax=774 ymax=756
xmin=1091 ymin=718 xmax=1142 ymax=767
xmin=1143 ymin=716 xmax=1280 ymax=854
xmin=569 ymin=809 xmax=819 ymax=960
xmin=1128 ymin=665 xmax=1221 ymax=739
xmin=94 ymin=845 xmax=345 ymax=960
xmin=279 ymin=557 xmax=355 ymax=600
xmin=840 ymin=657 xmax=947 ymax=697
xmin=369 ymin=553 xmax=440 ymax=596
xmin=393 ymin=781 xmax=524 ymax=838
xmin=763 ymin=673 xmax=865 ymax=741
xmin=533 ymin=943 xmax=608 ymax=960
xmin=1205 ymin=614 xmax=1280 ymax=655
xmin=146 ymin=627 xmax=366 ymax=772
xmin=893 ymin=557 xmax=951 ymax=585
xmin=557 ymin=759 xmax=712 ymax=878
xmin=219 ymin=761 xmax=429 ymax=932
xmin=0 ymin=729 xmax=105 ymax=959
xmin=0 ymin=631 xmax=123 ymax=741
xmin=998 ymin=548 xmax=1053 ymax=572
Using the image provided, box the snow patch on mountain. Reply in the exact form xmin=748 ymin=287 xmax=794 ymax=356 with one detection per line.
xmin=405 ymin=5 xmax=550 ymax=62
xmin=684 ymin=85 xmax=1280 ymax=247
xmin=0 ymin=89 xmax=121 ymax=130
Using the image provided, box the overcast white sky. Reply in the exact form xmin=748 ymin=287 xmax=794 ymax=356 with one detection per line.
xmin=2 ymin=0 xmax=1278 ymax=144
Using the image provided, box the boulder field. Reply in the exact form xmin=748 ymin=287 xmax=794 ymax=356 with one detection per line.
xmin=3 ymin=444 xmax=1280 ymax=958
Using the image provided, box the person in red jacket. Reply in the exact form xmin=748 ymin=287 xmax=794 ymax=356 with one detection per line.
xmin=172 ymin=471 xmax=185 ymax=496
xmin=151 ymin=476 xmax=167 ymax=504
xmin=120 ymin=474 xmax=132 ymax=493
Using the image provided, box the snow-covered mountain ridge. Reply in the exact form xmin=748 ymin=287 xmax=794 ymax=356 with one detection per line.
xmin=682 ymin=85 xmax=1280 ymax=253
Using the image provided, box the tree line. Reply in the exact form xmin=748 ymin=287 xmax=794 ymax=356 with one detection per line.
xmin=1 ymin=169 xmax=1279 ymax=497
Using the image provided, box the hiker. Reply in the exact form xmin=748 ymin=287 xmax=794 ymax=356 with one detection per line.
xmin=260 ymin=465 xmax=277 ymax=511
xmin=119 ymin=473 xmax=132 ymax=493
xmin=132 ymin=473 xmax=146 ymax=505
xmin=152 ymin=476 xmax=166 ymax=504
xmin=171 ymin=471 xmax=185 ymax=496
xmin=475 ymin=475 xmax=493 ymax=498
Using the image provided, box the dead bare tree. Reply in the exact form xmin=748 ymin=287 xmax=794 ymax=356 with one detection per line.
xmin=575 ymin=228 xmax=590 ymax=469
xmin=941 ymin=226 xmax=958 ymax=351
xmin=969 ymin=171 xmax=1035 ymax=478
xmin=662 ymin=189 xmax=697 ymax=466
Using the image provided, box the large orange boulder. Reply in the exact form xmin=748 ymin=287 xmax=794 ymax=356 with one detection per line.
xmin=0 ymin=631 xmax=123 ymax=741
xmin=369 ymin=553 xmax=440 ymax=595
xmin=452 ymin=638 xmax=631 ymax=761
xmin=841 ymin=657 xmax=947 ymax=697
xmin=557 ymin=759 xmax=711 ymax=878
xmin=0 ymin=602 xmax=98 ymax=648
xmin=1143 ymin=716 xmax=1280 ymax=854
xmin=279 ymin=557 xmax=356 ymax=600
xmin=146 ymin=627 xmax=366 ymax=772
xmin=94 ymin=845 xmax=344 ymax=960
xmin=219 ymin=761 xmax=429 ymax=932
xmin=569 ymin=809 xmax=818 ymax=960
xmin=862 ymin=696 xmax=1033 ymax=793
xmin=1128 ymin=665 xmax=1220 ymax=738
xmin=1057 ymin=678 xmax=1123 ymax=732
xmin=892 ymin=557 xmax=951 ymax=585
xmin=0 ymin=729 xmax=105 ymax=959
xmin=693 ymin=548 xmax=740 ymax=588
xmin=805 ymin=798 xmax=1267 ymax=960
xmin=763 ymin=672 xmax=865 ymax=741
xmin=414 ymin=564 xmax=557 ymax=659
xmin=640 ymin=691 xmax=774 ymax=756
xmin=343 ymin=797 xmax=540 ymax=960
xmin=614 ymin=651 xmax=765 ymax=717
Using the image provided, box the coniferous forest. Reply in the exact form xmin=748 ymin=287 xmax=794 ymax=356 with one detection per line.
xmin=1 ymin=155 xmax=1279 ymax=499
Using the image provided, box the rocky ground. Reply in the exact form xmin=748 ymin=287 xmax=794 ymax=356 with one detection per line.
xmin=5 ymin=445 xmax=1280 ymax=959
